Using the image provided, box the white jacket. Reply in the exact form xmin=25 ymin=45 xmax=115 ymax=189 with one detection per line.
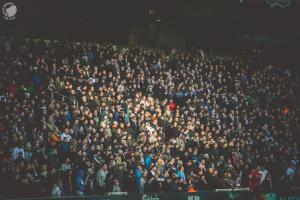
xmin=96 ymin=169 xmax=108 ymax=188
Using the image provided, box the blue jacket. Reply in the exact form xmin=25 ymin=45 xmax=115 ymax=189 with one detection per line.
xmin=177 ymin=170 xmax=185 ymax=180
xmin=66 ymin=111 xmax=72 ymax=121
xmin=134 ymin=168 xmax=142 ymax=185
xmin=145 ymin=155 xmax=152 ymax=170
xmin=87 ymin=51 xmax=94 ymax=64
xmin=76 ymin=170 xmax=85 ymax=192
xmin=33 ymin=73 xmax=42 ymax=86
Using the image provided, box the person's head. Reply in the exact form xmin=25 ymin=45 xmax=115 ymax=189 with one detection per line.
xmin=65 ymin=157 xmax=70 ymax=163
xmin=255 ymin=164 xmax=260 ymax=171
xmin=118 ymin=164 xmax=123 ymax=170
xmin=87 ymin=168 xmax=94 ymax=175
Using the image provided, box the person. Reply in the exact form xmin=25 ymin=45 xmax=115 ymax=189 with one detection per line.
xmin=12 ymin=142 xmax=25 ymax=161
xmin=112 ymin=179 xmax=121 ymax=192
xmin=138 ymin=172 xmax=147 ymax=194
xmin=60 ymin=158 xmax=72 ymax=172
xmin=52 ymin=180 xmax=63 ymax=197
xmin=85 ymin=168 xmax=96 ymax=195
xmin=249 ymin=165 xmax=261 ymax=191
xmin=76 ymin=169 xmax=85 ymax=196
xmin=286 ymin=160 xmax=297 ymax=186
xmin=0 ymin=37 xmax=299 ymax=198
xmin=187 ymin=182 xmax=197 ymax=193
xmin=177 ymin=166 xmax=186 ymax=181
xmin=96 ymin=164 xmax=108 ymax=193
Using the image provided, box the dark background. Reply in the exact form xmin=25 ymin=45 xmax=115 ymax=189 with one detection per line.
xmin=0 ymin=0 xmax=299 ymax=67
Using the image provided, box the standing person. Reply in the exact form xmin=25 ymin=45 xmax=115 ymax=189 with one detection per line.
xmin=76 ymin=169 xmax=85 ymax=196
xmin=169 ymin=99 xmax=176 ymax=119
xmin=249 ymin=165 xmax=261 ymax=191
xmin=85 ymin=168 xmax=96 ymax=195
xmin=112 ymin=179 xmax=121 ymax=192
xmin=96 ymin=164 xmax=108 ymax=193
xmin=134 ymin=165 xmax=142 ymax=189
xmin=8 ymin=80 xmax=17 ymax=97
xmin=169 ymin=99 xmax=176 ymax=111
xmin=138 ymin=172 xmax=147 ymax=194
xmin=51 ymin=180 xmax=63 ymax=197
xmin=177 ymin=166 xmax=186 ymax=181
xmin=249 ymin=165 xmax=262 ymax=199
xmin=61 ymin=169 xmax=73 ymax=195
xmin=286 ymin=160 xmax=297 ymax=186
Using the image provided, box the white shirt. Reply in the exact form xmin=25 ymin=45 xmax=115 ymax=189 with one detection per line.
xmin=61 ymin=132 xmax=72 ymax=142
xmin=259 ymin=169 xmax=268 ymax=184
xmin=286 ymin=167 xmax=295 ymax=177
xmin=12 ymin=147 xmax=25 ymax=160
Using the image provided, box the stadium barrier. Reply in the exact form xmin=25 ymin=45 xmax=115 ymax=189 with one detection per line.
xmin=4 ymin=190 xmax=300 ymax=200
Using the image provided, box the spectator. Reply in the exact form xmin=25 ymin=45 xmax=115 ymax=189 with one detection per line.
xmin=96 ymin=164 xmax=108 ymax=193
xmin=52 ymin=180 xmax=63 ymax=197
xmin=112 ymin=179 xmax=121 ymax=192
xmin=76 ymin=169 xmax=85 ymax=196
xmin=249 ymin=165 xmax=261 ymax=191
xmin=0 ymin=37 xmax=299 ymax=198
xmin=286 ymin=160 xmax=297 ymax=185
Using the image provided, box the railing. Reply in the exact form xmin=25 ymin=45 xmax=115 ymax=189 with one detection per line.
xmin=2 ymin=191 xmax=255 ymax=200
xmin=3 ymin=190 xmax=300 ymax=200
xmin=215 ymin=188 xmax=250 ymax=192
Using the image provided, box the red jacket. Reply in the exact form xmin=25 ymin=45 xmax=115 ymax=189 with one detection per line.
xmin=248 ymin=169 xmax=261 ymax=190
xmin=169 ymin=101 xmax=176 ymax=111
xmin=8 ymin=83 xmax=16 ymax=96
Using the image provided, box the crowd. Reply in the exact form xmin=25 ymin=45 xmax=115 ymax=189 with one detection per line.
xmin=0 ymin=37 xmax=299 ymax=198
